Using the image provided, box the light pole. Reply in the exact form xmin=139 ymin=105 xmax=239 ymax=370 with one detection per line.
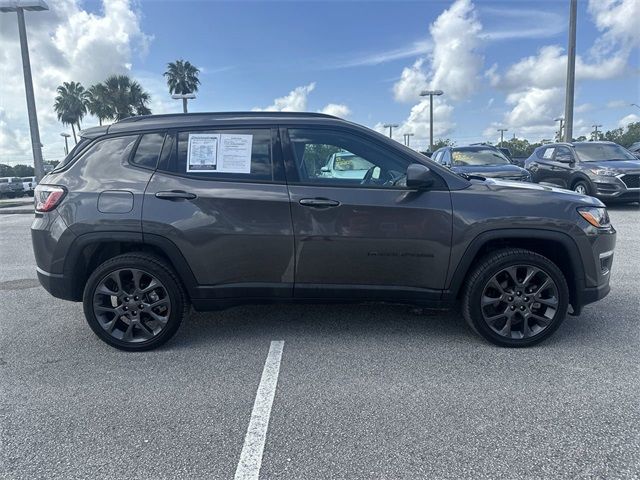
xmin=403 ymin=133 xmax=414 ymax=146
xmin=60 ymin=132 xmax=71 ymax=155
xmin=171 ymin=93 xmax=196 ymax=113
xmin=554 ymin=117 xmax=564 ymax=141
xmin=1 ymin=0 xmax=49 ymax=182
xmin=592 ymin=124 xmax=602 ymax=141
xmin=383 ymin=123 xmax=399 ymax=139
xmin=419 ymin=89 xmax=444 ymax=152
xmin=563 ymin=0 xmax=577 ymax=142
xmin=497 ymin=128 xmax=508 ymax=147
xmin=632 ymin=104 xmax=640 ymax=110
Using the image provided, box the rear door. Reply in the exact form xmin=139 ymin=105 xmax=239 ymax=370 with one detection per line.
xmin=282 ymin=127 xmax=452 ymax=302
xmin=143 ymin=126 xmax=294 ymax=300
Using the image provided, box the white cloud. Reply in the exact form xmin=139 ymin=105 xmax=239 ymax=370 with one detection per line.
xmin=0 ymin=0 xmax=151 ymax=165
xmin=331 ymin=40 xmax=432 ymax=69
xmin=607 ymin=99 xmax=628 ymax=108
xmin=393 ymin=59 xmax=428 ymax=103
xmin=575 ymin=103 xmax=594 ymax=113
xmin=486 ymin=0 xmax=640 ymax=142
xmin=252 ymin=83 xmax=316 ymax=112
xmin=319 ymin=103 xmax=351 ymax=118
xmin=618 ymin=113 xmax=640 ymax=127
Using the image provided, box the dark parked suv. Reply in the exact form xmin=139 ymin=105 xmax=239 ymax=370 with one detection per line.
xmin=431 ymin=144 xmax=531 ymax=181
xmin=525 ymin=141 xmax=640 ymax=203
xmin=32 ymin=112 xmax=616 ymax=350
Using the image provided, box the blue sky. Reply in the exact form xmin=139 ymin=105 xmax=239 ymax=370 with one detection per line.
xmin=1 ymin=0 xmax=638 ymax=163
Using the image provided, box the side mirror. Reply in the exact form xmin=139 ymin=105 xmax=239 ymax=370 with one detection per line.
xmin=406 ymin=163 xmax=434 ymax=189
xmin=320 ymin=166 xmax=330 ymax=172
xmin=556 ymin=154 xmax=574 ymax=163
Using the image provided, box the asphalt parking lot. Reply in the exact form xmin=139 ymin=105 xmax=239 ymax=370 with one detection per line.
xmin=1 ymin=205 xmax=639 ymax=479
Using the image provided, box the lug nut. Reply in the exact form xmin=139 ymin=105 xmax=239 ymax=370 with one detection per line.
xmin=123 ymin=306 xmax=128 ymax=311
xmin=508 ymin=296 xmax=514 ymax=302
xmin=124 ymin=297 xmax=129 ymax=302
xmin=510 ymin=305 xmax=516 ymax=310
xmin=524 ymin=297 xmax=529 ymax=302
xmin=516 ymin=291 xmax=522 ymax=296
xmin=520 ymin=306 xmax=525 ymax=311
xmin=132 ymin=311 xmax=137 ymax=316
xmin=134 ymin=296 xmax=139 ymax=301
xmin=139 ymin=304 xmax=144 ymax=309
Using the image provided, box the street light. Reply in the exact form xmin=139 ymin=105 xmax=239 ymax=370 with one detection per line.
xmin=383 ymin=123 xmax=399 ymax=139
xmin=1 ymin=0 xmax=49 ymax=182
xmin=419 ymin=89 xmax=444 ymax=152
xmin=60 ymin=132 xmax=71 ymax=155
xmin=563 ymin=0 xmax=577 ymax=141
xmin=403 ymin=133 xmax=414 ymax=147
xmin=171 ymin=93 xmax=196 ymax=113
xmin=497 ymin=128 xmax=508 ymax=147
xmin=632 ymin=104 xmax=640 ymax=110
xmin=554 ymin=117 xmax=564 ymax=141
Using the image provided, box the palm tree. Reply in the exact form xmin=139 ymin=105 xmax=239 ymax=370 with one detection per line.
xmin=53 ymin=81 xmax=87 ymax=143
xmin=85 ymin=83 xmax=113 ymax=126
xmin=102 ymin=75 xmax=152 ymax=121
xmin=164 ymin=59 xmax=200 ymax=113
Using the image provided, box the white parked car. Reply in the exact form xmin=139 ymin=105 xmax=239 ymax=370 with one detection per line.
xmin=21 ymin=176 xmax=37 ymax=196
xmin=321 ymin=151 xmax=374 ymax=180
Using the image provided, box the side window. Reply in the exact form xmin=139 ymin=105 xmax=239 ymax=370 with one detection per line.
xmin=554 ymin=146 xmax=573 ymax=161
xmin=168 ymin=129 xmax=273 ymax=182
xmin=74 ymin=135 xmax=138 ymax=170
xmin=441 ymin=150 xmax=451 ymax=165
xmin=432 ymin=151 xmax=442 ymax=163
xmin=131 ymin=133 xmax=165 ymax=169
xmin=287 ymin=128 xmax=409 ymax=187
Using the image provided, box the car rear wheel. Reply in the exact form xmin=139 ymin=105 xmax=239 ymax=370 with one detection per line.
xmin=462 ymin=248 xmax=569 ymax=347
xmin=572 ymin=180 xmax=591 ymax=195
xmin=83 ymin=253 xmax=188 ymax=351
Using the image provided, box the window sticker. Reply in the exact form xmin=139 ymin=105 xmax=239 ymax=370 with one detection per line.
xmin=186 ymin=133 xmax=253 ymax=173
xmin=218 ymin=134 xmax=253 ymax=173
xmin=543 ymin=147 xmax=555 ymax=159
xmin=187 ymin=134 xmax=219 ymax=172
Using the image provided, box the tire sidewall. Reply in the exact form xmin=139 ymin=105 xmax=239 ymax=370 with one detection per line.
xmin=573 ymin=179 xmax=591 ymax=195
xmin=467 ymin=253 xmax=569 ymax=347
xmin=83 ymin=255 xmax=185 ymax=351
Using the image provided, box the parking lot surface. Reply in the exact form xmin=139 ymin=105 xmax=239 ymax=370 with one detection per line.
xmin=1 ymin=205 xmax=639 ymax=479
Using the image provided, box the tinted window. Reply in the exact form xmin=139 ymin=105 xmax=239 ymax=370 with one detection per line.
xmin=169 ymin=129 xmax=273 ymax=181
xmin=74 ymin=135 xmax=138 ymax=170
xmin=54 ymin=137 xmax=92 ymax=171
xmin=132 ymin=133 xmax=165 ymax=169
xmin=288 ymin=128 xmax=409 ymax=187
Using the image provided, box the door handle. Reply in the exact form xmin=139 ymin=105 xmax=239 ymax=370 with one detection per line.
xmin=155 ymin=190 xmax=197 ymax=200
xmin=299 ymin=198 xmax=340 ymax=208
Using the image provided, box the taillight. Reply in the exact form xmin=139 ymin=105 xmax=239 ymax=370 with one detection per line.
xmin=34 ymin=185 xmax=66 ymax=212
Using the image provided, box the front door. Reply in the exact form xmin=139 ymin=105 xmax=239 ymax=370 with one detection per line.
xmin=282 ymin=127 xmax=453 ymax=302
xmin=143 ymin=127 xmax=294 ymax=300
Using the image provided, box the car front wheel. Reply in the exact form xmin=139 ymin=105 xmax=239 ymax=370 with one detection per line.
xmin=462 ymin=248 xmax=569 ymax=347
xmin=83 ymin=253 xmax=188 ymax=351
xmin=572 ymin=180 xmax=591 ymax=196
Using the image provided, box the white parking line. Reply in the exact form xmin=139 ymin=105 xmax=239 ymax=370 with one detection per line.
xmin=234 ymin=340 xmax=285 ymax=480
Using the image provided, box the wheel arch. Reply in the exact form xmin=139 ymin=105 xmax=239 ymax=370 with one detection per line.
xmin=63 ymin=232 xmax=197 ymax=301
xmin=447 ymin=229 xmax=586 ymax=311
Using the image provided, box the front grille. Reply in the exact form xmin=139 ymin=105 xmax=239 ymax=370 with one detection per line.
xmin=620 ymin=174 xmax=640 ymax=189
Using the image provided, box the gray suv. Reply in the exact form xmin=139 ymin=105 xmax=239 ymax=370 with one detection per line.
xmin=31 ymin=112 xmax=616 ymax=350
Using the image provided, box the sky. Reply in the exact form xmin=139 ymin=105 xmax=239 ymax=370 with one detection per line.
xmin=1 ymin=0 xmax=639 ymax=165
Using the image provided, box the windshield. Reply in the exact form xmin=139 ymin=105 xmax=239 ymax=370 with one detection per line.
xmin=451 ymin=148 xmax=510 ymax=166
xmin=574 ymin=143 xmax=636 ymax=162
xmin=333 ymin=154 xmax=373 ymax=171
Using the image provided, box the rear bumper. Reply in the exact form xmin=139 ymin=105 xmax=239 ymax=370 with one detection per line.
xmin=36 ymin=267 xmax=78 ymax=301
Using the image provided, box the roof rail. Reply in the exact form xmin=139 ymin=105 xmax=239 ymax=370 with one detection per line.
xmin=115 ymin=111 xmax=338 ymax=124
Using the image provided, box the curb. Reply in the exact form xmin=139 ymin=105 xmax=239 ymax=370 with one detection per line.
xmin=0 ymin=208 xmax=33 ymax=215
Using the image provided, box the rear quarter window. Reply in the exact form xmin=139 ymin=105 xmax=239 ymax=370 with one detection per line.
xmin=73 ymin=135 xmax=138 ymax=173
xmin=166 ymin=128 xmax=274 ymax=182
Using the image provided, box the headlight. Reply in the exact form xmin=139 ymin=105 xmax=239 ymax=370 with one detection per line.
xmin=577 ymin=206 xmax=610 ymax=228
xmin=589 ymin=168 xmax=618 ymax=176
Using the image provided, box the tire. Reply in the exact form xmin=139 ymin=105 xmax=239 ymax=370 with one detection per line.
xmin=83 ymin=253 xmax=188 ymax=351
xmin=572 ymin=179 xmax=591 ymax=196
xmin=462 ymin=248 xmax=569 ymax=347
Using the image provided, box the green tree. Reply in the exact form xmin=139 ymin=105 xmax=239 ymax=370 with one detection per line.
xmin=602 ymin=122 xmax=640 ymax=147
xmin=53 ymin=81 xmax=87 ymax=143
xmin=0 ymin=164 xmax=14 ymax=176
xmin=85 ymin=83 xmax=113 ymax=126
xmin=432 ymin=138 xmax=455 ymax=150
xmin=102 ymin=75 xmax=152 ymax=121
xmin=12 ymin=164 xmax=35 ymax=177
xmin=164 ymin=59 xmax=200 ymax=113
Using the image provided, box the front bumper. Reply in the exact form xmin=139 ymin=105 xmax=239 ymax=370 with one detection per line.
xmin=590 ymin=173 xmax=640 ymax=201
